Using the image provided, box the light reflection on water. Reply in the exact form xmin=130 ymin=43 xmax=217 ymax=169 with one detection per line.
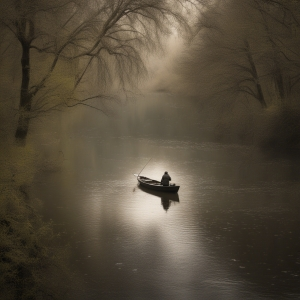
xmin=36 ymin=135 xmax=300 ymax=300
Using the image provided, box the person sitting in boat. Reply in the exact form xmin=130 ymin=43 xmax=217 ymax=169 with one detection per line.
xmin=161 ymin=171 xmax=171 ymax=186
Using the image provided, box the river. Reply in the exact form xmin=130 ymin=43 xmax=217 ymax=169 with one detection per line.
xmin=33 ymin=94 xmax=300 ymax=300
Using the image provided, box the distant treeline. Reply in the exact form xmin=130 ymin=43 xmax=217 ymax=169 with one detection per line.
xmin=178 ymin=0 xmax=300 ymax=149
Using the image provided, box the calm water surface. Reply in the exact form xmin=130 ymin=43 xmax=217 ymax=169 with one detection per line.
xmin=34 ymin=135 xmax=300 ymax=300
xmin=33 ymin=95 xmax=300 ymax=299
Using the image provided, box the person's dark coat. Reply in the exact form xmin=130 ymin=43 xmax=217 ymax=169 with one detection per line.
xmin=161 ymin=172 xmax=171 ymax=186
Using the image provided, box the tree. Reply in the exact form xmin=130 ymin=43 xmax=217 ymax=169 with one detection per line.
xmin=252 ymin=0 xmax=300 ymax=104
xmin=179 ymin=0 xmax=300 ymax=109
xmin=0 ymin=0 xmax=196 ymax=141
xmin=180 ymin=0 xmax=269 ymax=108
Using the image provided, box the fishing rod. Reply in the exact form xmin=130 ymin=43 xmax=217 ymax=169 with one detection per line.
xmin=138 ymin=158 xmax=152 ymax=176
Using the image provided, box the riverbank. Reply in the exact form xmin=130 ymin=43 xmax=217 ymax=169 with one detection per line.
xmin=0 ymin=140 xmax=81 ymax=299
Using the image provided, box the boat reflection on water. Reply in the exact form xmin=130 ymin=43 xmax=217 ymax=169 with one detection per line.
xmin=138 ymin=185 xmax=180 ymax=211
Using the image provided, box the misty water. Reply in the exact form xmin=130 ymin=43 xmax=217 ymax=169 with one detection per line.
xmin=33 ymin=94 xmax=300 ymax=300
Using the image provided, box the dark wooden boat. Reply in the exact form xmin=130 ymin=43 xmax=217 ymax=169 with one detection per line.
xmin=138 ymin=185 xmax=180 ymax=202
xmin=134 ymin=174 xmax=180 ymax=193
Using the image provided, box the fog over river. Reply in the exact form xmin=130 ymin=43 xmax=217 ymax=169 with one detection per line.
xmin=33 ymin=93 xmax=300 ymax=300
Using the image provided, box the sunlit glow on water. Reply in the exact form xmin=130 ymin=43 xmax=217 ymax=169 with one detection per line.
xmin=36 ymin=134 xmax=300 ymax=300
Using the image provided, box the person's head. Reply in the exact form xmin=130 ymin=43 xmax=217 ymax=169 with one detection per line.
xmin=165 ymin=171 xmax=168 ymax=174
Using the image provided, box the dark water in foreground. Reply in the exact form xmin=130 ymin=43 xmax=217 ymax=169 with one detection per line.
xmin=31 ymin=94 xmax=300 ymax=299
xmin=34 ymin=134 xmax=300 ymax=300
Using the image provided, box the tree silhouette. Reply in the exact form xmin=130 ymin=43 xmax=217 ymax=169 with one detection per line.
xmin=0 ymin=0 xmax=196 ymax=141
xmin=179 ymin=0 xmax=300 ymax=109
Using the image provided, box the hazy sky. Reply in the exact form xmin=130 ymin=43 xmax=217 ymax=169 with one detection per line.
xmin=143 ymin=32 xmax=186 ymax=93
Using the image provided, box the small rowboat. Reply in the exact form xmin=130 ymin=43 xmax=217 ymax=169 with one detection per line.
xmin=138 ymin=185 xmax=180 ymax=202
xmin=134 ymin=174 xmax=180 ymax=193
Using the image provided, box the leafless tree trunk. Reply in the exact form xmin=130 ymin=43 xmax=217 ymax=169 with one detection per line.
xmin=243 ymin=40 xmax=267 ymax=108
xmin=15 ymin=17 xmax=34 ymax=139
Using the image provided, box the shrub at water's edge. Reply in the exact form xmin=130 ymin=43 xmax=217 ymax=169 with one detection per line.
xmin=210 ymin=103 xmax=300 ymax=153
xmin=0 ymin=142 xmax=80 ymax=299
xmin=260 ymin=106 xmax=300 ymax=152
xmin=0 ymin=185 xmax=71 ymax=299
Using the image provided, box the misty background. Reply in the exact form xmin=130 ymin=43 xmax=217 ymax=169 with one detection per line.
xmin=1 ymin=0 xmax=300 ymax=299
